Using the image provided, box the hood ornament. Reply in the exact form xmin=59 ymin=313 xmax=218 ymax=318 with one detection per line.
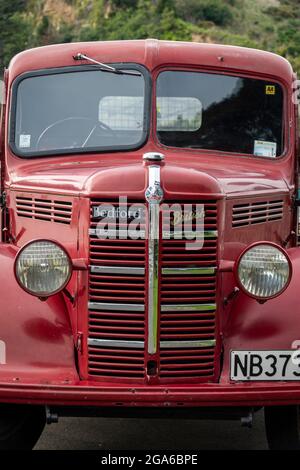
xmin=144 ymin=152 xmax=164 ymax=204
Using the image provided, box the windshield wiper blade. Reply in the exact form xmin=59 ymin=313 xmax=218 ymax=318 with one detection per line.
xmin=73 ymin=53 xmax=141 ymax=76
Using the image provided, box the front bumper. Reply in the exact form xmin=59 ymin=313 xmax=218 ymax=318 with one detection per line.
xmin=1 ymin=380 xmax=300 ymax=407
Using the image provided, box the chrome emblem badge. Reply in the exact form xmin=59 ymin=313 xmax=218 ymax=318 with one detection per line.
xmin=145 ymin=180 xmax=164 ymax=204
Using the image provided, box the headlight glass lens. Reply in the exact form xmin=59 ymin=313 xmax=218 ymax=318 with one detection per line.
xmin=16 ymin=241 xmax=71 ymax=296
xmin=238 ymin=244 xmax=290 ymax=299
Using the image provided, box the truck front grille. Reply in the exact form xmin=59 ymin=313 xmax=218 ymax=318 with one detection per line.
xmin=88 ymin=345 xmax=145 ymax=379
xmin=88 ymin=199 xmax=146 ymax=380
xmin=87 ymin=198 xmax=218 ymax=383
xmin=159 ymin=201 xmax=217 ymax=381
xmin=160 ymin=347 xmax=215 ymax=379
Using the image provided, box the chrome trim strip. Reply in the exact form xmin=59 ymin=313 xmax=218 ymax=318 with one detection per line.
xmin=88 ymin=338 xmax=215 ymax=349
xmin=89 ymin=228 xmax=146 ymax=238
xmin=162 ymin=230 xmax=218 ymax=239
xmin=88 ymin=302 xmax=145 ymax=312
xmin=162 ymin=267 xmax=216 ymax=275
xmin=160 ymin=339 xmax=216 ymax=349
xmin=90 ymin=265 xmax=145 ymax=275
xmin=146 ymin=165 xmax=163 ymax=355
xmin=88 ymin=338 xmax=145 ymax=349
xmin=161 ymin=304 xmax=216 ymax=312
xmin=148 ymin=203 xmax=160 ymax=354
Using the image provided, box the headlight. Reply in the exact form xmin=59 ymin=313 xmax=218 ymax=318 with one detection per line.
xmin=15 ymin=240 xmax=72 ymax=297
xmin=236 ymin=243 xmax=292 ymax=300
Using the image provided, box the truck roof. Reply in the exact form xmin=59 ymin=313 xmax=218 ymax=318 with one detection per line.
xmin=8 ymin=39 xmax=294 ymax=84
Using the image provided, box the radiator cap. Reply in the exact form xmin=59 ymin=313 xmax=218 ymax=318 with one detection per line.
xmin=143 ymin=152 xmax=165 ymax=161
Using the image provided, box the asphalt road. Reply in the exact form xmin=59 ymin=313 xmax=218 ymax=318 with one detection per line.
xmin=35 ymin=409 xmax=267 ymax=450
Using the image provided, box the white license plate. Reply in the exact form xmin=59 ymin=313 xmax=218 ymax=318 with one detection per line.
xmin=231 ymin=350 xmax=300 ymax=381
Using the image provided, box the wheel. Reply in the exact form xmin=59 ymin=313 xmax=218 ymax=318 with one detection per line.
xmin=0 ymin=404 xmax=46 ymax=449
xmin=264 ymin=405 xmax=300 ymax=450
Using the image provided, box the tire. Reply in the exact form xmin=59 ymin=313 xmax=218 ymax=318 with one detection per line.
xmin=0 ymin=404 xmax=46 ymax=450
xmin=265 ymin=405 xmax=300 ymax=450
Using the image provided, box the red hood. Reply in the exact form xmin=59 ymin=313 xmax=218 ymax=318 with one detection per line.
xmin=7 ymin=151 xmax=290 ymax=199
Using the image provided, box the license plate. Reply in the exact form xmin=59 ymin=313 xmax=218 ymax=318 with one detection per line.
xmin=230 ymin=350 xmax=300 ymax=381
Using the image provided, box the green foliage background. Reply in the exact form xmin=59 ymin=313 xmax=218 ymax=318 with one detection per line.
xmin=0 ymin=0 xmax=299 ymax=74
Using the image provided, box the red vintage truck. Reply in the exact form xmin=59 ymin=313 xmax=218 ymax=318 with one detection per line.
xmin=0 ymin=39 xmax=299 ymax=450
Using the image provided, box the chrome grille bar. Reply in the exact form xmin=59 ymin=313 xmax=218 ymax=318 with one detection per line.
xmin=160 ymin=340 xmax=216 ymax=349
xmin=161 ymin=304 xmax=216 ymax=312
xmin=90 ymin=265 xmax=145 ymax=275
xmin=88 ymin=338 xmax=216 ymax=349
xmin=88 ymin=302 xmax=145 ymax=312
xmin=162 ymin=267 xmax=216 ymax=275
xmin=162 ymin=230 xmax=218 ymax=239
xmin=88 ymin=338 xmax=145 ymax=349
xmin=89 ymin=228 xmax=146 ymax=238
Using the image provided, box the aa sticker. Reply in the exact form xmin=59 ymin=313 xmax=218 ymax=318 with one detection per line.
xmin=266 ymin=85 xmax=276 ymax=95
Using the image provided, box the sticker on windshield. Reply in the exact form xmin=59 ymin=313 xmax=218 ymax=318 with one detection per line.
xmin=19 ymin=134 xmax=31 ymax=148
xmin=254 ymin=140 xmax=277 ymax=158
xmin=265 ymin=85 xmax=276 ymax=95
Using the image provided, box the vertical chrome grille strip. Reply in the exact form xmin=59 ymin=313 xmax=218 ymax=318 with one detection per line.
xmin=145 ymin=163 xmax=164 ymax=355
xmin=148 ymin=202 xmax=160 ymax=354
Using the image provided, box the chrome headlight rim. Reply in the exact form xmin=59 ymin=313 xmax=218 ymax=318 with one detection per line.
xmin=235 ymin=241 xmax=292 ymax=301
xmin=14 ymin=239 xmax=72 ymax=297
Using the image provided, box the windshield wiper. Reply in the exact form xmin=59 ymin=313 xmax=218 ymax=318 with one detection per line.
xmin=73 ymin=53 xmax=141 ymax=76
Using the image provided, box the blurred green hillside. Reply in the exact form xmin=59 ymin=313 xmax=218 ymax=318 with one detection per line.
xmin=0 ymin=0 xmax=299 ymax=74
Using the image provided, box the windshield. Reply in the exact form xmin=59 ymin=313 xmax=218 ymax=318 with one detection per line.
xmin=156 ymin=71 xmax=284 ymax=158
xmin=11 ymin=66 xmax=148 ymax=157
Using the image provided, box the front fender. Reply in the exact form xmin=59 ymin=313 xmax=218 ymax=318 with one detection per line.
xmin=0 ymin=244 xmax=78 ymax=383
xmin=221 ymin=247 xmax=300 ymax=382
